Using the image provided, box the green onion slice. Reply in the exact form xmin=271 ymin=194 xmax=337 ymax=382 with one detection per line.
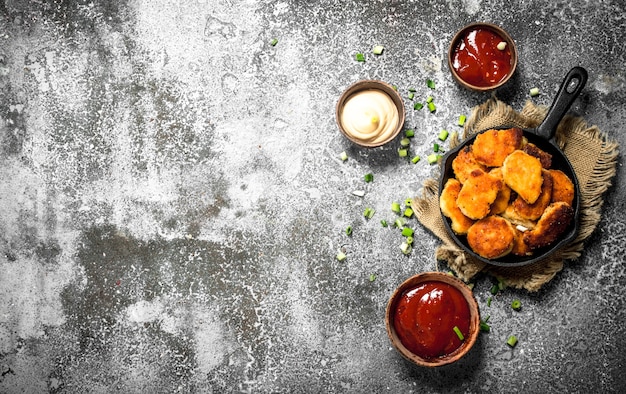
xmin=364 ymin=173 xmax=374 ymax=183
xmin=372 ymin=45 xmax=384 ymax=55
xmin=438 ymin=129 xmax=449 ymax=141
xmin=401 ymin=227 xmax=414 ymax=237
xmin=507 ymin=335 xmax=518 ymax=347
xmin=411 ymin=155 xmax=421 ymax=164
xmin=511 ymin=300 xmax=521 ymax=310
xmin=405 ymin=129 xmax=415 ymax=138
xmin=270 ymin=38 xmax=278 ymax=46
xmin=345 ymin=226 xmax=353 ymax=236
xmin=458 ymin=114 xmax=467 ymax=126
xmin=453 ymin=326 xmax=464 ymax=341
xmin=414 ymin=102 xmax=423 ymax=110
xmin=356 ymin=53 xmax=365 ymax=62
xmin=427 ymin=79 xmax=436 ymax=89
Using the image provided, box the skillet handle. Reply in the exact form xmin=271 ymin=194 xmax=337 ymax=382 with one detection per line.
xmin=536 ymin=66 xmax=588 ymax=140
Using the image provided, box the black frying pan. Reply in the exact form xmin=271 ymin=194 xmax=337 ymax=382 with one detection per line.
xmin=439 ymin=67 xmax=588 ymax=267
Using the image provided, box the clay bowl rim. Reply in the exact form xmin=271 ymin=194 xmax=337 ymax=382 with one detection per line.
xmin=385 ymin=272 xmax=480 ymax=367
xmin=448 ymin=22 xmax=518 ymax=92
xmin=335 ymin=79 xmax=406 ymax=148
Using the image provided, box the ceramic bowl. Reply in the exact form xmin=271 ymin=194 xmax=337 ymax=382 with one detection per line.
xmin=335 ymin=80 xmax=405 ymax=148
xmin=385 ymin=272 xmax=480 ymax=367
xmin=448 ymin=22 xmax=518 ymax=91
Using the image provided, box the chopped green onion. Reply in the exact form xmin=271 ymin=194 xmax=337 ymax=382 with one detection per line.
xmin=400 ymin=242 xmax=412 ymax=255
xmin=433 ymin=143 xmax=440 ymax=152
xmin=380 ymin=219 xmax=388 ymax=227
xmin=490 ymin=284 xmax=499 ymax=295
xmin=394 ymin=217 xmax=406 ymax=228
xmin=369 ymin=273 xmax=377 ymax=282
xmin=411 ymin=155 xmax=421 ymax=164
xmin=408 ymin=87 xmax=416 ymax=92
xmin=414 ymin=102 xmax=423 ymax=110
xmin=269 ymin=38 xmax=278 ymax=46
xmin=401 ymin=227 xmax=414 ymax=237
xmin=507 ymin=335 xmax=518 ymax=347
xmin=438 ymin=129 xmax=449 ymax=141
xmin=400 ymin=137 xmax=411 ymax=147
xmin=404 ymin=198 xmax=412 ymax=206
xmin=497 ymin=41 xmax=507 ymax=51
xmin=355 ymin=53 xmax=365 ymax=62
xmin=498 ymin=279 xmax=506 ymax=291
xmin=391 ymin=202 xmax=401 ymax=213
xmin=530 ymin=87 xmax=540 ymax=97
xmin=487 ymin=296 xmax=493 ymax=307
xmin=364 ymin=173 xmax=374 ymax=183
xmin=426 ymin=96 xmax=433 ymax=103
xmin=426 ymin=79 xmax=436 ymax=89
xmin=427 ymin=153 xmax=439 ymax=164
xmin=372 ymin=45 xmax=384 ymax=55
xmin=480 ymin=320 xmax=491 ymax=332
xmin=406 ymin=236 xmax=414 ymax=244
xmin=398 ymin=148 xmax=408 ymax=157
xmin=483 ymin=315 xmax=490 ymax=322
xmin=428 ymin=101 xmax=436 ymax=113
xmin=403 ymin=208 xmax=413 ymax=218
xmin=340 ymin=151 xmax=348 ymax=161
xmin=336 ymin=251 xmax=346 ymax=261
xmin=404 ymin=129 xmax=415 ymax=138
xmin=363 ymin=207 xmax=375 ymax=219
xmin=408 ymin=92 xmax=415 ymax=100
xmin=511 ymin=299 xmax=522 ymax=311
xmin=345 ymin=226 xmax=353 ymax=236
xmin=392 ymin=85 xmax=398 ymax=91
xmin=458 ymin=114 xmax=467 ymax=126
xmin=453 ymin=326 xmax=464 ymax=341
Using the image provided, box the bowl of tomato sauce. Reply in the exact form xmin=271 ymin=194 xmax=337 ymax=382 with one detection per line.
xmin=385 ymin=272 xmax=480 ymax=367
xmin=448 ymin=22 xmax=518 ymax=91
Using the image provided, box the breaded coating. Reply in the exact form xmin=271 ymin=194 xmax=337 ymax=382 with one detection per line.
xmin=452 ymin=145 xmax=486 ymax=184
xmin=523 ymin=143 xmax=553 ymax=169
xmin=472 ymin=127 xmax=524 ymax=167
xmin=511 ymin=169 xmax=554 ymax=220
xmin=511 ymin=228 xmax=533 ymax=256
xmin=502 ymin=150 xmax=544 ymax=204
xmin=457 ymin=169 xmax=503 ymax=220
xmin=440 ymin=178 xmax=475 ymax=234
xmin=550 ymin=169 xmax=575 ymax=206
xmin=523 ymin=202 xmax=574 ymax=250
xmin=488 ymin=167 xmax=511 ymax=214
xmin=467 ymin=216 xmax=515 ymax=259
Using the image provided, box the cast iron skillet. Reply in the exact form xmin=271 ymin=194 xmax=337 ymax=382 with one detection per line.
xmin=439 ymin=66 xmax=588 ymax=267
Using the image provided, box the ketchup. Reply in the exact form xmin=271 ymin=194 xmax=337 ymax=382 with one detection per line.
xmin=452 ymin=27 xmax=513 ymax=87
xmin=392 ymin=281 xmax=470 ymax=359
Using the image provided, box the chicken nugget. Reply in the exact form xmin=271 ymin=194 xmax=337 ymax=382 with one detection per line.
xmin=502 ymin=150 xmax=544 ymax=204
xmin=452 ymin=145 xmax=486 ymax=184
xmin=523 ymin=202 xmax=574 ymax=250
xmin=467 ymin=216 xmax=515 ymax=259
xmin=488 ymin=167 xmax=511 ymax=215
xmin=523 ymin=143 xmax=553 ymax=169
xmin=440 ymin=178 xmax=475 ymax=234
xmin=457 ymin=169 xmax=503 ymax=220
xmin=501 ymin=204 xmax=536 ymax=230
xmin=550 ymin=169 xmax=575 ymax=206
xmin=511 ymin=169 xmax=553 ymax=220
xmin=511 ymin=227 xmax=533 ymax=257
xmin=472 ymin=127 xmax=524 ymax=167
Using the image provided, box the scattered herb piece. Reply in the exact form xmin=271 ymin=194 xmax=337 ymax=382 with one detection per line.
xmin=411 ymin=155 xmax=421 ymax=164
xmin=426 ymin=96 xmax=434 ymax=103
xmin=400 ymin=138 xmax=411 ymax=147
xmin=427 ymin=79 xmax=436 ymax=89
xmin=490 ymin=284 xmax=499 ymax=295
xmin=380 ymin=219 xmax=388 ymax=227
xmin=340 ymin=151 xmax=348 ymax=161
xmin=428 ymin=101 xmax=436 ymax=113
xmin=394 ymin=217 xmax=406 ymax=228
xmin=398 ymin=148 xmax=408 ymax=157
xmin=400 ymin=242 xmax=412 ymax=255
xmin=345 ymin=226 xmax=353 ymax=236
xmin=405 ymin=129 xmax=415 ymax=138
xmin=507 ymin=335 xmax=518 ymax=347
xmin=487 ymin=296 xmax=493 ymax=307
xmin=369 ymin=273 xmax=377 ymax=282
xmin=408 ymin=87 xmax=416 ymax=92
xmin=438 ymin=129 xmax=449 ymax=141
xmin=458 ymin=114 xmax=467 ymax=126
xmin=355 ymin=53 xmax=365 ymax=62
xmin=530 ymin=87 xmax=540 ymax=97
xmin=408 ymin=92 xmax=415 ymax=100
xmin=270 ymin=38 xmax=278 ymax=46
xmin=511 ymin=299 xmax=522 ymax=311
xmin=433 ymin=143 xmax=440 ymax=152
xmin=364 ymin=173 xmax=374 ymax=183
xmin=401 ymin=227 xmax=414 ymax=237
xmin=372 ymin=45 xmax=385 ymax=55
xmin=391 ymin=202 xmax=401 ymax=213
xmin=404 ymin=198 xmax=412 ymax=206
xmin=406 ymin=236 xmax=414 ymax=244
xmin=414 ymin=102 xmax=424 ymax=110
xmin=336 ymin=251 xmax=347 ymax=261
xmin=392 ymin=85 xmax=398 ymax=91
xmin=453 ymin=326 xmax=464 ymax=341
xmin=427 ymin=153 xmax=439 ymax=164
xmin=363 ymin=207 xmax=375 ymax=219
xmin=480 ymin=320 xmax=491 ymax=332
xmin=403 ymin=208 xmax=414 ymax=218
xmin=497 ymin=41 xmax=507 ymax=51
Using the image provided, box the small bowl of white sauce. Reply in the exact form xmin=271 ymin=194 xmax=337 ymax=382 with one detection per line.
xmin=336 ymin=80 xmax=406 ymax=148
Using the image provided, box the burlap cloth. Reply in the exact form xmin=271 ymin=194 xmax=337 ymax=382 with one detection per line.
xmin=413 ymin=97 xmax=619 ymax=291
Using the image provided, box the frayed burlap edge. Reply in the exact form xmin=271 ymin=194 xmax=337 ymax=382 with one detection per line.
xmin=413 ymin=98 xmax=619 ymax=292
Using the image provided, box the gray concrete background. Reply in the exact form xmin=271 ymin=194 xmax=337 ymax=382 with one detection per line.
xmin=1 ymin=0 xmax=624 ymax=393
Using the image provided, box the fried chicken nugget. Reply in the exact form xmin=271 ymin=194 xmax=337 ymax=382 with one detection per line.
xmin=550 ymin=169 xmax=575 ymax=206
xmin=511 ymin=169 xmax=554 ymax=220
xmin=452 ymin=145 xmax=486 ymax=184
xmin=523 ymin=201 xmax=574 ymax=250
xmin=523 ymin=143 xmax=553 ymax=169
xmin=456 ymin=169 xmax=503 ymax=220
xmin=467 ymin=215 xmax=515 ymax=259
xmin=488 ymin=167 xmax=511 ymax=214
xmin=502 ymin=150 xmax=544 ymax=204
xmin=511 ymin=228 xmax=533 ymax=257
xmin=440 ymin=178 xmax=475 ymax=235
xmin=472 ymin=127 xmax=524 ymax=167
xmin=501 ymin=204 xmax=537 ymax=230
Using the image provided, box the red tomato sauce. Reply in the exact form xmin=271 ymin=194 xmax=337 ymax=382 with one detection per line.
xmin=452 ymin=27 xmax=513 ymax=87
xmin=392 ymin=281 xmax=470 ymax=359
